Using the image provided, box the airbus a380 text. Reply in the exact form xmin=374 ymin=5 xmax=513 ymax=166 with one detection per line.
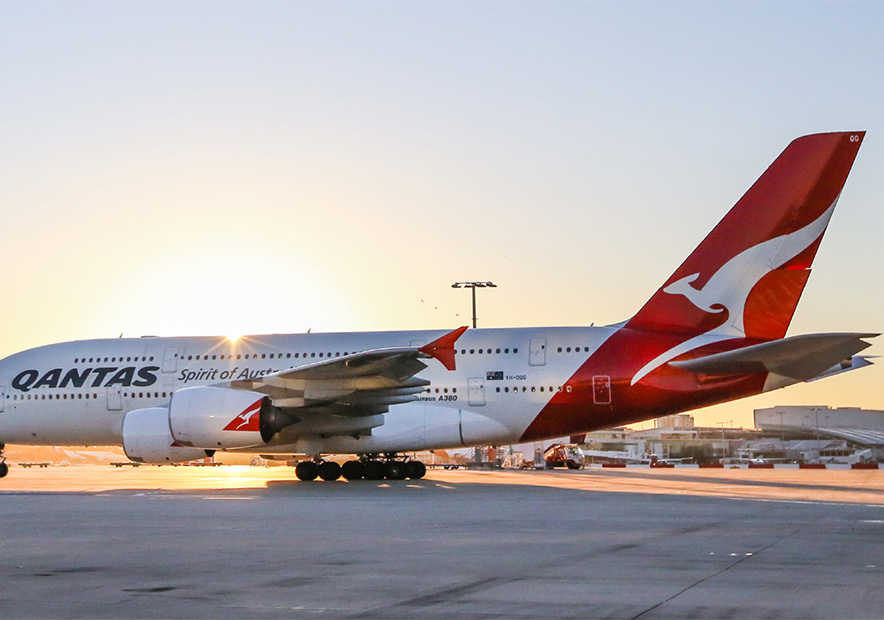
xmin=0 ymin=132 xmax=875 ymax=482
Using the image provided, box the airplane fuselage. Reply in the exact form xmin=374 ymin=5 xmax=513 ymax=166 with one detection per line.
xmin=0 ymin=325 xmax=767 ymax=455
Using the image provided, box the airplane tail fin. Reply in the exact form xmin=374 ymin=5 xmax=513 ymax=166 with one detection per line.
xmin=627 ymin=132 xmax=865 ymax=340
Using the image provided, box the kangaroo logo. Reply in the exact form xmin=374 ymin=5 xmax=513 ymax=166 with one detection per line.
xmin=223 ymin=399 xmax=263 ymax=432
xmin=630 ymin=200 xmax=838 ymax=385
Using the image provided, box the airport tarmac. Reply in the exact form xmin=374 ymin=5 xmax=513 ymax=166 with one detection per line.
xmin=1 ymin=467 xmax=883 ymax=619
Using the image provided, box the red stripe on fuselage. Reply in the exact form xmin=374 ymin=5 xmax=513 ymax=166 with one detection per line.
xmin=519 ymin=326 xmax=767 ymax=441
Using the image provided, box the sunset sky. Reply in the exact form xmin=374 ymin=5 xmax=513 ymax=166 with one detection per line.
xmin=1 ymin=2 xmax=882 ymax=429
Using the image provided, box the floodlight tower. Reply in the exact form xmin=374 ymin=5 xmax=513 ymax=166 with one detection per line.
xmin=451 ymin=281 xmax=497 ymax=328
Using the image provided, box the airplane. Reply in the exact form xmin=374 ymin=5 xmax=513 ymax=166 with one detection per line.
xmin=0 ymin=131 xmax=875 ymax=482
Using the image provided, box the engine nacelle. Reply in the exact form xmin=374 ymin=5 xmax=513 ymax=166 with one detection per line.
xmin=122 ymin=407 xmax=211 ymax=464
xmin=168 ymin=386 xmax=295 ymax=449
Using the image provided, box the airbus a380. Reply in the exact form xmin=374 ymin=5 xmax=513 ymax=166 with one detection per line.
xmin=0 ymin=132 xmax=875 ymax=482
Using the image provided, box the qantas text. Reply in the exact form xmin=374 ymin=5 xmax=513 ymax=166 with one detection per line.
xmin=12 ymin=366 xmax=160 ymax=393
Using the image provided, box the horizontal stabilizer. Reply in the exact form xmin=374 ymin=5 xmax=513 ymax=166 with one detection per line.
xmin=669 ymin=332 xmax=878 ymax=381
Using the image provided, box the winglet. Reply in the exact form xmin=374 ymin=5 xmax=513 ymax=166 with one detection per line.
xmin=420 ymin=326 xmax=468 ymax=371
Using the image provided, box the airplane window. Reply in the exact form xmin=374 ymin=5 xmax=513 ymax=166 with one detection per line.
xmin=443 ymin=388 xmax=448 ymax=394
xmin=567 ymin=347 xmax=571 ymax=353
xmin=211 ymin=355 xmax=216 ymax=360
xmin=504 ymin=387 xmax=509 ymax=393
xmin=514 ymin=348 xmax=519 ymax=354
xmin=566 ymin=386 xmax=572 ymax=393
xmin=319 ymin=353 xmax=324 ymax=358
xmin=261 ymin=354 xmax=267 ymax=359
xmin=557 ymin=347 xmax=562 ymax=353
xmin=496 ymin=349 xmax=500 ymax=354
xmin=549 ymin=386 xmax=554 ymax=392
xmin=452 ymin=388 xmax=457 ymax=393
xmin=149 ymin=357 xmax=154 ymax=361
xmin=470 ymin=349 xmax=475 ymax=354
xmin=478 ymin=349 xmax=483 ymax=354
xmin=74 ymin=358 xmax=79 ymax=363
xmin=504 ymin=349 xmax=509 ymax=354
xmin=496 ymin=387 xmax=500 ymax=393
xmin=522 ymin=387 xmax=528 ymax=393
xmin=540 ymin=387 xmax=544 ymax=392
xmin=435 ymin=388 xmax=439 ymax=393
xmin=287 ymin=353 xmax=291 ymax=358
xmin=311 ymin=353 xmax=316 ymax=358
xmin=269 ymin=354 xmax=274 ymax=359
xmin=531 ymin=387 xmax=536 ymax=392
xmin=461 ymin=349 xmax=466 ymax=354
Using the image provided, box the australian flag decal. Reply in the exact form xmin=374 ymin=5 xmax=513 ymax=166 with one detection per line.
xmin=486 ymin=371 xmax=503 ymax=381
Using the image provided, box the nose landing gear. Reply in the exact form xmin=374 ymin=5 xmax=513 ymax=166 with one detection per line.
xmin=0 ymin=443 xmax=8 ymax=479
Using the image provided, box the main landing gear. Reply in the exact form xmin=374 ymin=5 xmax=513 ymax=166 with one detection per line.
xmin=294 ymin=455 xmax=426 ymax=482
xmin=0 ymin=443 xmax=8 ymax=479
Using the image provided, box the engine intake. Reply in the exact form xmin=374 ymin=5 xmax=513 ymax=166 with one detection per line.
xmin=122 ymin=407 xmax=211 ymax=464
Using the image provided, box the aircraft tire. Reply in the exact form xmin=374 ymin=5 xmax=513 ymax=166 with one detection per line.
xmin=0 ymin=462 xmax=8 ymax=479
xmin=318 ymin=461 xmax=342 ymax=481
xmin=341 ymin=460 xmax=364 ymax=481
xmin=363 ymin=460 xmax=386 ymax=481
xmin=405 ymin=461 xmax=426 ymax=479
xmin=384 ymin=461 xmax=407 ymax=480
xmin=295 ymin=461 xmax=319 ymax=481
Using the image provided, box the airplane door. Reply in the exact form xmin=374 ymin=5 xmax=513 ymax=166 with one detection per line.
xmin=592 ymin=375 xmax=611 ymax=405
xmin=529 ymin=338 xmax=547 ymax=366
xmin=162 ymin=347 xmax=180 ymax=373
xmin=107 ymin=386 xmax=123 ymax=411
xmin=468 ymin=378 xmax=486 ymax=406
xmin=0 ymin=386 xmax=5 ymax=412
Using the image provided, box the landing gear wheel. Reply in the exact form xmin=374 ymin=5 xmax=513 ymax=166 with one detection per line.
xmin=405 ymin=460 xmax=426 ymax=479
xmin=363 ymin=460 xmax=385 ymax=481
xmin=318 ymin=461 xmax=342 ymax=481
xmin=295 ymin=461 xmax=319 ymax=481
xmin=384 ymin=461 xmax=407 ymax=480
xmin=341 ymin=460 xmax=364 ymax=481
xmin=0 ymin=462 xmax=8 ymax=479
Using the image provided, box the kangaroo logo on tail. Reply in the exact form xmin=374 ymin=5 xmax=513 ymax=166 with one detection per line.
xmin=631 ymin=201 xmax=837 ymax=385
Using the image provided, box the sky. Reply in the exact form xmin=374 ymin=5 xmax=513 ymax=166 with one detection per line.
xmin=1 ymin=1 xmax=882 ymax=429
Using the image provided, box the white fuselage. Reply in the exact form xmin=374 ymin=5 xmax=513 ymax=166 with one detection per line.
xmin=0 ymin=326 xmax=613 ymax=455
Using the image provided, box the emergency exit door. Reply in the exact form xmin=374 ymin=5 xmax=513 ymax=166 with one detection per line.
xmin=468 ymin=378 xmax=486 ymax=406
xmin=592 ymin=375 xmax=612 ymax=405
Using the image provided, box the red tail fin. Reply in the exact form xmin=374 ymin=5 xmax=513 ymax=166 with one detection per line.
xmin=628 ymin=132 xmax=865 ymax=340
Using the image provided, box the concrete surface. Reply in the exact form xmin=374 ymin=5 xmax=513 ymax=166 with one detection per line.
xmin=1 ymin=467 xmax=883 ymax=619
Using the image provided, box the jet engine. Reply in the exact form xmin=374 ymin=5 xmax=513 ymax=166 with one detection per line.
xmin=168 ymin=386 xmax=296 ymax=449
xmin=122 ymin=407 xmax=211 ymax=464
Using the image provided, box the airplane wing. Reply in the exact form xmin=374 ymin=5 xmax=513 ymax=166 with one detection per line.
xmin=221 ymin=326 xmax=467 ymax=416
xmin=669 ymin=332 xmax=877 ymax=381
